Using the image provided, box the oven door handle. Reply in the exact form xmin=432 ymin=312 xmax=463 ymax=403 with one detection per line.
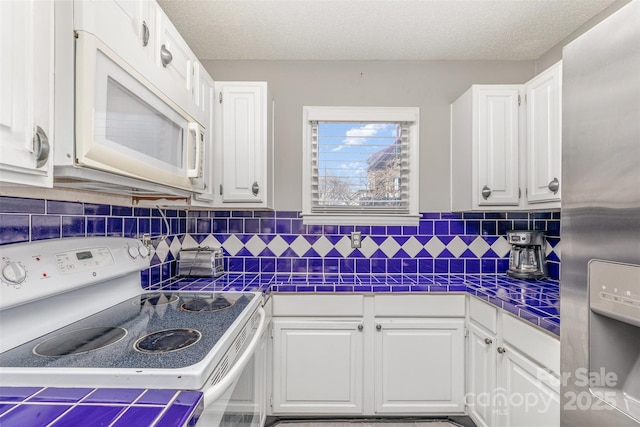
xmin=202 ymin=307 xmax=267 ymax=407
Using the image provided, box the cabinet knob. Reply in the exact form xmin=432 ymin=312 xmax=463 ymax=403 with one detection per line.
xmin=497 ymin=346 xmax=506 ymax=354
xmin=548 ymin=177 xmax=560 ymax=194
xmin=357 ymin=324 xmax=363 ymax=331
xmin=141 ymin=21 xmax=150 ymax=47
xmin=160 ymin=44 xmax=173 ymax=67
xmin=252 ymin=181 xmax=259 ymax=196
xmin=484 ymin=338 xmax=493 ymax=345
xmin=376 ymin=324 xmax=382 ymax=331
xmin=33 ymin=126 xmax=50 ymax=168
xmin=481 ymin=185 xmax=492 ymax=200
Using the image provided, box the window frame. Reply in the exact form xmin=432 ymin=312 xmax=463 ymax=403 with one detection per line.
xmin=302 ymin=106 xmax=420 ymax=225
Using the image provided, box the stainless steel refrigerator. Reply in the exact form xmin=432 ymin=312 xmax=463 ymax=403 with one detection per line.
xmin=561 ymin=1 xmax=640 ymax=426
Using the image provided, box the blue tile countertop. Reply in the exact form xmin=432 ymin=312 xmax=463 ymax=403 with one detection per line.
xmin=153 ymin=272 xmax=560 ymax=336
xmin=0 ymin=387 xmax=203 ymax=427
xmin=0 ymin=273 xmax=558 ymax=427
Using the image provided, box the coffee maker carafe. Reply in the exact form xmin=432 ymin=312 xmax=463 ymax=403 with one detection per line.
xmin=506 ymin=230 xmax=547 ymax=280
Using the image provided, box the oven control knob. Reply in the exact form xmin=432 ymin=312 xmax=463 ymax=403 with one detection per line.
xmin=138 ymin=245 xmax=150 ymax=258
xmin=127 ymin=246 xmax=140 ymax=259
xmin=2 ymin=262 xmax=27 ymax=285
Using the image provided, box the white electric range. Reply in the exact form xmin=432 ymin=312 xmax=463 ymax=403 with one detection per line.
xmin=0 ymin=237 xmax=266 ymax=427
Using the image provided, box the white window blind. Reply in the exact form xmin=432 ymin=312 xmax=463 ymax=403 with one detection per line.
xmin=310 ymin=121 xmax=411 ymax=215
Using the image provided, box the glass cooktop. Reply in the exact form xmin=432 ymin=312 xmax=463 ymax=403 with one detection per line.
xmin=0 ymin=292 xmax=254 ymax=370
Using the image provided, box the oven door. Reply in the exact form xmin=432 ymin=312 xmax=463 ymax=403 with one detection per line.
xmin=198 ymin=308 xmax=267 ymax=427
xmin=75 ymin=31 xmax=202 ymax=192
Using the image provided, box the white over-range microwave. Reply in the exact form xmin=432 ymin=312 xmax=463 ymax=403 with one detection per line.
xmin=54 ymin=30 xmax=205 ymax=196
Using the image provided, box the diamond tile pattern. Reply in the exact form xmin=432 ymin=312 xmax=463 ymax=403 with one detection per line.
xmin=290 ymin=235 xmax=312 ymax=257
xmin=267 ymin=235 xmax=289 ymax=257
xmin=402 ymin=236 xmax=423 ymax=258
xmin=0 ymin=195 xmax=562 ymax=283
xmin=245 ymin=235 xmax=267 ymax=256
xmin=379 ymin=237 xmax=402 ymax=258
xmin=425 ymin=237 xmax=446 ymax=257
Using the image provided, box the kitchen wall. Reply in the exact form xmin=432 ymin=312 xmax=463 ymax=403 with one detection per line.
xmin=0 ymin=196 xmax=561 ymax=283
xmin=202 ymin=60 xmax=535 ymax=212
xmin=535 ymin=0 xmax=632 ymax=72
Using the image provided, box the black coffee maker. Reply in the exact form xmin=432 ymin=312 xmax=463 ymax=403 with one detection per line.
xmin=506 ymin=230 xmax=548 ymax=280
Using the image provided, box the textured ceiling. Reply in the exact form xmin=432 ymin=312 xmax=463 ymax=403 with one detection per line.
xmin=156 ymin=0 xmax=618 ymax=61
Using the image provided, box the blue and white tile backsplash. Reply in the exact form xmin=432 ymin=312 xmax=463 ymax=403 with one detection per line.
xmin=0 ymin=196 xmax=561 ymax=287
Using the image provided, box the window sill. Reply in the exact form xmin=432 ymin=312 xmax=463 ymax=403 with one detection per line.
xmin=301 ymin=213 xmax=420 ymax=226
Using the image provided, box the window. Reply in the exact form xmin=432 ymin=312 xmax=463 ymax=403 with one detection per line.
xmin=302 ymin=106 xmax=420 ymax=225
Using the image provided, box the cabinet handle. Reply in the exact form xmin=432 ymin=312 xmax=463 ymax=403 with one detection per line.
xmin=497 ymin=346 xmax=506 ymax=354
xmin=484 ymin=338 xmax=493 ymax=345
xmin=160 ymin=44 xmax=173 ymax=67
xmin=141 ymin=21 xmax=150 ymax=47
xmin=33 ymin=126 xmax=50 ymax=168
xmin=252 ymin=182 xmax=259 ymax=196
xmin=357 ymin=324 xmax=363 ymax=331
xmin=548 ymin=177 xmax=560 ymax=194
xmin=481 ymin=185 xmax=492 ymax=200
xmin=376 ymin=324 xmax=382 ymax=331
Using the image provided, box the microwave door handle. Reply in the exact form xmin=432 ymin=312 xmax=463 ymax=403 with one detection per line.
xmin=202 ymin=307 xmax=266 ymax=408
xmin=186 ymin=123 xmax=202 ymax=178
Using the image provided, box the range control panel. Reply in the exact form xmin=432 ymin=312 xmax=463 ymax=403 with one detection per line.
xmin=0 ymin=237 xmax=150 ymax=310
xmin=55 ymin=247 xmax=114 ymax=274
xmin=589 ymin=260 xmax=640 ymax=328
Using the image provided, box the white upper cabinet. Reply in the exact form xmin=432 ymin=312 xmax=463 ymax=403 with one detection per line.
xmin=74 ymin=0 xmax=156 ymax=77
xmin=74 ymin=0 xmax=204 ymax=125
xmin=214 ymin=81 xmax=274 ymax=208
xmin=451 ymin=85 xmax=523 ymax=211
xmin=526 ymin=62 xmax=562 ymax=205
xmin=451 ymin=62 xmax=562 ymax=211
xmin=155 ymin=10 xmax=195 ymax=114
xmin=476 ymin=87 xmax=522 ymax=207
xmin=0 ymin=0 xmax=54 ymax=187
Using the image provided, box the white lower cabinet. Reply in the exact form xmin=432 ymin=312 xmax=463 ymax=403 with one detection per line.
xmin=467 ymin=321 xmax=498 ymax=427
xmin=374 ymin=319 xmax=465 ymax=414
xmin=270 ymin=294 xmax=466 ymax=417
xmin=498 ymin=345 xmax=560 ymax=427
xmin=467 ymin=297 xmax=560 ymax=427
xmin=272 ymin=319 xmax=364 ymax=414
xmin=270 ymin=294 xmax=559 ymax=424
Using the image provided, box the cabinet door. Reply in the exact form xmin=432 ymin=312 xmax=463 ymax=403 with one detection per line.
xmin=272 ymin=320 xmax=364 ymax=414
xmin=526 ymin=62 xmax=562 ymax=204
xmin=0 ymin=0 xmax=53 ymax=187
xmin=74 ymin=0 xmax=155 ymax=75
xmin=475 ymin=86 xmax=521 ymax=206
xmin=217 ymin=82 xmax=267 ymax=203
xmin=467 ymin=322 xmax=497 ymax=427
xmin=156 ymin=12 xmax=194 ymax=111
xmin=497 ymin=345 xmax=560 ymax=427
xmin=374 ymin=319 xmax=465 ymax=414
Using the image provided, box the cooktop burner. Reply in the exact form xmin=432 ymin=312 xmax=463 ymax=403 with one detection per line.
xmin=134 ymin=328 xmax=202 ymax=354
xmin=1 ymin=292 xmax=256 ymax=370
xmin=139 ymin=293 xmax=179 ymax=307
xmin=180 ymin=296 xmax=235 ymax=312
xmin=33 ymin=327 xmax=127 ymax=357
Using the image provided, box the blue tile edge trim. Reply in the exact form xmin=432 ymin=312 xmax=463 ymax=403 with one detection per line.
xmin=151 ymin=272 xmax=560 ymax=336
xmin=0 ymin=388 xmax=203 ymax=427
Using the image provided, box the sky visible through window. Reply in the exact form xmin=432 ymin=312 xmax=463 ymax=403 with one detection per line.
xmin=317 ymin=122 xmax=401 ymax=206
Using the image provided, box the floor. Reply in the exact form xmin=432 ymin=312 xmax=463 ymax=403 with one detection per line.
xmin=274 ymin=422 xmax=461 ymax=427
